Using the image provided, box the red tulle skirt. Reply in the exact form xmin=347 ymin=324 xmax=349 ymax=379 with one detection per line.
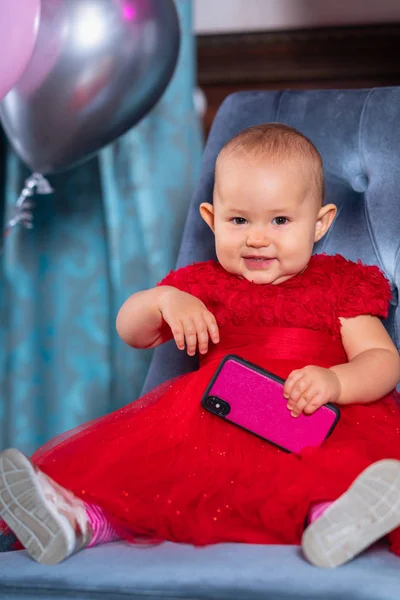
xmin=29 ymin=326 xmax=400 ymax=553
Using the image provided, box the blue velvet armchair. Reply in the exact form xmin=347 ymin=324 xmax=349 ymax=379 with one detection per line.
xmin=1 ymin=88 xmax=400 ymax=600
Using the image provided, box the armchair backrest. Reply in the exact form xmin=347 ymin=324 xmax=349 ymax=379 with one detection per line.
xmin=144 ymin=88 xmax=400 ymax=393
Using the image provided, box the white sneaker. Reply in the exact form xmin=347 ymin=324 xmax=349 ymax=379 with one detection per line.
xmin=302 ymin=459 xmax=400 ymax=568
xmin=0 ymin=448 xmax=92 ymax=565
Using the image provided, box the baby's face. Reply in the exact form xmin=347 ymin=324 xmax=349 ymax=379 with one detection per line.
xmin=208 ymin=153 xmax=328 ymax=285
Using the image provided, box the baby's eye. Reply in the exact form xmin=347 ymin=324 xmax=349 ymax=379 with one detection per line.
xmin=232 ymin=217 xmax=247 ymax=225
xmin=272 ymin=216 xmax=289 ymax=226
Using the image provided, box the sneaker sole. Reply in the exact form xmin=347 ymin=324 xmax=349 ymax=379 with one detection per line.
xmin=302 ymin=459 xmax=400 ymax=568
xmin=0 ymin=449 xmax=75 ymax=565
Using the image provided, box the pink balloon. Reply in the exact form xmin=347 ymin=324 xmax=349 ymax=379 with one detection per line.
xmin=0 ymin=0 xmax=41 ymax=100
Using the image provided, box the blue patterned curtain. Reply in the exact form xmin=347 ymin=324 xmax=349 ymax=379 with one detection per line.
xmin=0 ymin=0 xmax=202 ymax=455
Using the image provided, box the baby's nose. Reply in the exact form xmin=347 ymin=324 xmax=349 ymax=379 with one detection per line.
xmin=246 ymin=230 xmax=270 ymax=247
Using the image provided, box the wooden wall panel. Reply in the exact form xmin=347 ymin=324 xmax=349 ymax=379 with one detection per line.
xmin=197 ymin=24 xmax=400 ymax=135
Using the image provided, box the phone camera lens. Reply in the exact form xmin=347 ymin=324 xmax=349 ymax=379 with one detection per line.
xmin=205 ymin=396 xmax=230 ymax=416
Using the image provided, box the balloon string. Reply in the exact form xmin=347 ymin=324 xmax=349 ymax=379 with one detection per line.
xmin=0 ymin=173 xmax=54 ymax=256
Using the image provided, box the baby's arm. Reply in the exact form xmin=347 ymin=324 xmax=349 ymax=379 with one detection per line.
xmin=116 ymin=286 xmax=176 ymax=349
xmin=284 ymin=315 xmax=400 ymax=416
xmin=116 ymin=286 xmax=219 ymax=354
xmin=330 ymin=315 xmax=400 ymax=404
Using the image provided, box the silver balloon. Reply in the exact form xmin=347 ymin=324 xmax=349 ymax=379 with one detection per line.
xmin=0 ymin=0 xmax=180 ymax=174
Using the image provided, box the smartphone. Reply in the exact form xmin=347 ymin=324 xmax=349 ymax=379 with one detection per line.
xmin=201 ymin=355 xmax=340 ymax=454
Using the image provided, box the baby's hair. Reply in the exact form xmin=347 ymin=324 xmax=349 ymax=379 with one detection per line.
xmin=218 ymin=123 xmax=324 ymax=202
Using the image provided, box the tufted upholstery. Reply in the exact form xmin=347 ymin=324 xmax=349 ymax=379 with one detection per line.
xmin=2 ymin=88 xmax=400 ymax=600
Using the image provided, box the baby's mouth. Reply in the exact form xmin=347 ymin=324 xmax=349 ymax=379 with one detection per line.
xmin=243 ymin=256 xmax=275 ymax=270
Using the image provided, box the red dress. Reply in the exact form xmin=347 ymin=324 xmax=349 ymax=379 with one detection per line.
xmin=29 ymin=254 xmax=400 ymax=553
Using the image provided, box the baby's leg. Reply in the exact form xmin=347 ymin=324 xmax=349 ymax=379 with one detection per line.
xmin=302 ymin=459 xmax=400 ymax=568
xmin=84 ymin=503 xmax=120 ymax=548
xmin=0 ymin=448 xmax=120 ymax=564
xmin=307 ymin=501 xmax=333 ymax=524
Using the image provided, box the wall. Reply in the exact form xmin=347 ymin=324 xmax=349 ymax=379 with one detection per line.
xmin=194 ymin=0 xmax=400 ymax=34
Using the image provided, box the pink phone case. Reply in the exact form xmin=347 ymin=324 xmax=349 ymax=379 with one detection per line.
xmin=202 ymin=355 xmax=340 ymax=453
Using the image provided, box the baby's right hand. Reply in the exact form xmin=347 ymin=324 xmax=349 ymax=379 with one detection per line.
xmin=158 ymin=288 xmax=219 ymax=355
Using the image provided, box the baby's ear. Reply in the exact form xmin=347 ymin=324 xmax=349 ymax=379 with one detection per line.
xmin=314 ymin=203 xmax=337 ymax=242
xmin=200 ymin=203 xmax=215 ymax=232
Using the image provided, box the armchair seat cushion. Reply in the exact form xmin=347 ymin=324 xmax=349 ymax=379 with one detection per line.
xmin=1 ymin=542 xmax=399 ymax=600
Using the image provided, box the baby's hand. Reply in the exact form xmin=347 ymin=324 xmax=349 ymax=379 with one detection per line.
xmin=158 ymin=288 xmax=219 ymax=356
xmin=283 ymin=366 xmax=341 ymax=417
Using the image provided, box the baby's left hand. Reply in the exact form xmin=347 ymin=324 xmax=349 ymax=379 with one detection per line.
xmin=283 ymin=366 xmax=341 ymax=417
